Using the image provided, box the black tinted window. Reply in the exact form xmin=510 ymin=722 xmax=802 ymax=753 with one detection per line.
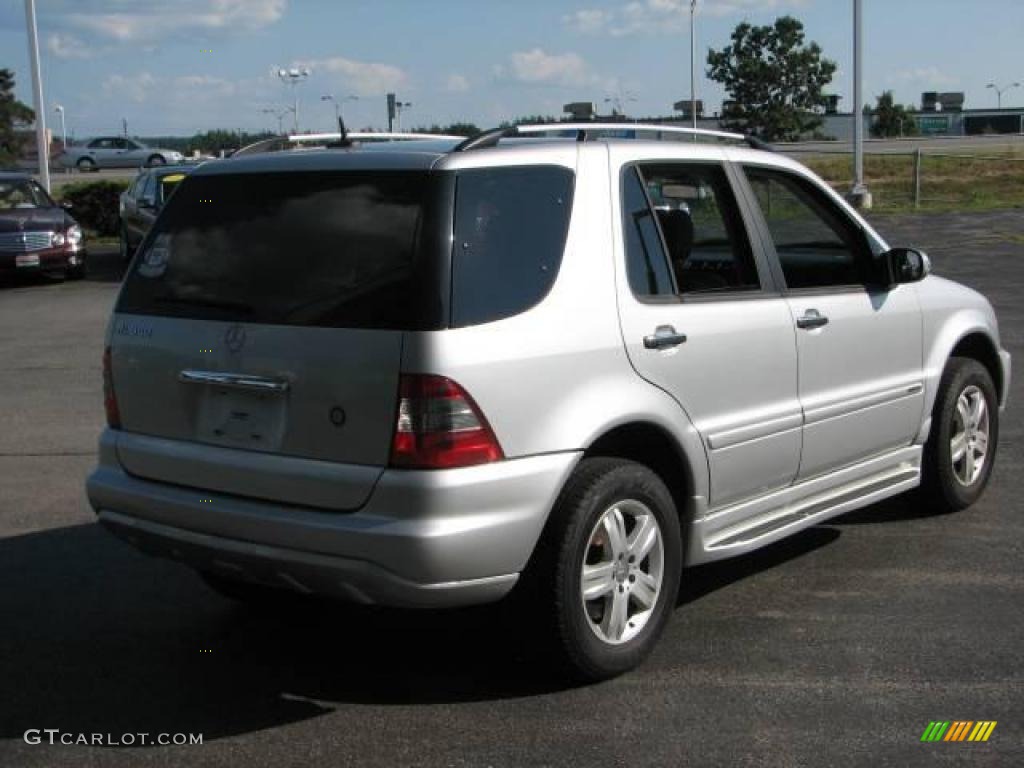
xmin=623 ymin=167 xmax=674 ymax=297
xmin=117 ymin=171 xmax=444 ymax=329
xmin=640 ymin=163 xmax=760 ymax=294
xmin=451 ymin=166 xmax=573 ymax=327
xmin=744 ymin=167 xmax=871 ymax=289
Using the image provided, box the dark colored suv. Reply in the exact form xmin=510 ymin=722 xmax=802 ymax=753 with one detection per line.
xmin=119 ymin=165 xmax=193 ymax=261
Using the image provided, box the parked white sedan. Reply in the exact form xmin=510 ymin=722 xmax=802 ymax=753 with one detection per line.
xmin=60 ymin=137 xmax=184 ymax=172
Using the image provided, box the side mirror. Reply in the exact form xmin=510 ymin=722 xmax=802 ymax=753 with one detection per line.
xmin=59 ymin=201 xmax=73 ymax=210
xmin=138 ymin=197 xmax=157 ymax=210
xmin=883 ymin=247 xmax=931 ymax=285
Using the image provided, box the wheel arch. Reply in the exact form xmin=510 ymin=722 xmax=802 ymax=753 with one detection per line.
xmin=582 ymin=420 xmax=705 ymax=562
xmin=949 ymin=332 xmax=1004 ymax=405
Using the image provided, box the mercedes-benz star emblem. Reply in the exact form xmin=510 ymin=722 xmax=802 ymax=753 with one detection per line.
xmin=224 ymin=324 xmax=247 ymax=354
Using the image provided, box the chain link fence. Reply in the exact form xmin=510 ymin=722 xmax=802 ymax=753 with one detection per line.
xmin=788 ymin=148 xmax=1024 ymax=212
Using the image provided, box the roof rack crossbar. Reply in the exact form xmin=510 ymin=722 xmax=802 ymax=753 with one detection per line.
xmin=453 ymin=122 xmax=772 ymax=152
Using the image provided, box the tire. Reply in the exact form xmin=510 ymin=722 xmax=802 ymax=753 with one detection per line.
xmin=525 ymin=457 xmax=682 ymax=682
xmin=146 ymin=154 xmax=166 ymax=167
xmin=76 ymin=157 xmax=96 ymax=172
xmin=65 ymin=260 xmax=86 ymax=280
xmin=119 ymin=225 xmax=133 ymax=262
xmin=920 ymin=357 xmax=999 ymax=512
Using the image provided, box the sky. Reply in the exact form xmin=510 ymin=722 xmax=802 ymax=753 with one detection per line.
xmin=1 ymin=0 xmax=1022 ymax=139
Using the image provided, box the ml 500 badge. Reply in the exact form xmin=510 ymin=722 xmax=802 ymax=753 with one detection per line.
xmin=115 ymin=320 xmax=154 ymax=338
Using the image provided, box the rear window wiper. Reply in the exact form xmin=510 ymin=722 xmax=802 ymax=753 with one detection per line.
xmin=153 ymin=295 xmax=254 ymax=314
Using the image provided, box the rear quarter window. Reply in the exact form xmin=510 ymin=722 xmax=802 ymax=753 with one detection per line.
xmin=451 ymin=166 xmax=574 ymax=327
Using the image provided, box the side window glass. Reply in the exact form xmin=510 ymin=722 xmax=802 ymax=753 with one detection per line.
xmin=140 ymin=174 xmax=158 ymax=204
xmin=640 ymin=163 xmax=760 ymax=294
xmin=451 ymin=166 xmax=574 ymax=327
xmin=744 ymin=167 xmax=870 ymax=289
xmin=622 ymin=167 xmax=674 ymax=297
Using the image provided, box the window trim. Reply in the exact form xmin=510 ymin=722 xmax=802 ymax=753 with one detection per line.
xmin=737 ymin=162 xmax=884 ymax=295
xmin=619 ymin=159 xmax=781 ymax=304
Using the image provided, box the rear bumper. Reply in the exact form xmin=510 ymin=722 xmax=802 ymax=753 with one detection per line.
xmin=87 ymin=430 xmax=580 ymax=608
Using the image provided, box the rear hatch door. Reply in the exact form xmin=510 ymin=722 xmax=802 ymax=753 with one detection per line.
xmin=110 ymin=166 xmax=447 ymax=510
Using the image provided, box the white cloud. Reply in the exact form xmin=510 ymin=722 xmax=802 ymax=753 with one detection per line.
xmin=505 ymin=49 xmax=592 ymax=87
xmin=101 ymin=72 xmax=243 ymax=104
xmin=68 ymin=0 xmax=285 ymax=43
xmin=566 ymin=0 xmax=810 ymax=36
xmin=296 ymin=57 xmax=408 ymax=96
xmin=563 ymin=9 xmax=612 ymax=34
xmin=46 ymin=32 xmax=94 ymax=59
xmin=102 ymin=72 xmax=158 ymax=103
xmin=445 ymin=73 xmax=470 ymax=93
xmin=172 ymin=75 xmax=238 ymax=98
xmin=887 ymin=67 xmax=957 ymax=88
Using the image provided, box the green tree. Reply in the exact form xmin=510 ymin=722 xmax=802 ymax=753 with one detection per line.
xmin=0 ymin=69 xmax=35 ymax=166
xmin=871 ymin=91 xmax=919 ymax=138
xmin=706 ymin=16 xmax=837 ymax=141
xmin=413 ymin=122 xmax=481 ymax=137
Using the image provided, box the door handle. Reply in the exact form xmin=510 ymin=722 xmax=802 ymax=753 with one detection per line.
xmin=796 ymin=309 xmax=829 ymax=329
xmin=643 ymin=325 xmax=688 ymax=349
xmin=179 ymin=369 xmax=290 ymax=394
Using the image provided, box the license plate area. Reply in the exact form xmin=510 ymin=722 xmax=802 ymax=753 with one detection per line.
xmin=195 ymin=387 xmax=287 ymax=451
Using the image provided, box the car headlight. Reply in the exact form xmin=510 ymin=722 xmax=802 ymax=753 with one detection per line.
xmin=51 ymin=232 xmax=66 ymax=246
xmin=67 ymin=225 xmax=83 ymax=246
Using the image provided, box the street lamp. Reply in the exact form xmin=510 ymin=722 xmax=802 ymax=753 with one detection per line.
xmin=849 ymin=0 xmax=870 ymax=208
xmin=689 ymin=0 xmax=698 ymax=131
xmin=395 ymin=100 xmax=412 ymax=131
xmin=321 ymin=94 xmax=358 ymax=128
xmin=23 ymin=0 xmax=49 ymax=192
xmin=260 ymin=106 xmax=291 ymax=134
xmin=53 ymin=104 xmax=68 ymax=173
xmin=603 ymin=91 xmax=637 ymax=117
xmin=986 ymin=82 xmax=1020 ymax=109
xmin=276 ymin=66 xmax=310 ymax=133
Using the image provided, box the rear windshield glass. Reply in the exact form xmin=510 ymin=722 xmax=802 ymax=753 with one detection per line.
xmin=451 ymin=166 xmax=574 ymax=327
xmin=117 ymin=171 xmax=442 ymax=329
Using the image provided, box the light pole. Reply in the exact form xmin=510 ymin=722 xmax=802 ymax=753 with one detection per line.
xmin=849 ymin=0 xmax=870 ymax=208
xmin=395 ymin=100 xmax=411 ymax=131
xmin=260 ymin=107 xmax=290 ymax=134
xmin=986 ymin=82 xmax=1020 ymax=109
xmin=322 ymin=94 xmax=358 ymax=129
xmin=690 ymin=0 xmax=698 ymax=131
xmin=603 ymin=91 xmax=637 ymax=117
xmin=277 ymin=67 xmax=310 ymax=133
xmin=23 ymin=0 xmax=50 ymax=192
xmin=54 ymin=104 xmax=68 ymax=172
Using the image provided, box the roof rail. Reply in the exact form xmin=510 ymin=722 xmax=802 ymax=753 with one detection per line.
xmin=452 ymin=122 xmax=771 ymax=152
xmin=287 ymin=131 xmax=464 ymax=143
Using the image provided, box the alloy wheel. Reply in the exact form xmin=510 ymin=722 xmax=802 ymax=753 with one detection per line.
xmin=950 ymin=384 xmax=990 ymax=486
xmin=580 ymin=499 xmax=665 ymax=645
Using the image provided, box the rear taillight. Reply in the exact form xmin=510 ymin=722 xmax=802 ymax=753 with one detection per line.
xmin=389 ymin=374 xmax=503 ymax=469
xmin=102 ymin=346 xmax=121 ymax=429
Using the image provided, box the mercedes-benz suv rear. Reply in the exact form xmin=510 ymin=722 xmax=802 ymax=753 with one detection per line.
xmin=87 ymin=144 xmax=586 ymax=629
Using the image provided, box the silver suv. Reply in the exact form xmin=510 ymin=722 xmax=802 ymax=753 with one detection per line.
xmin=87 ymin=124 xmax=1011 ymax=681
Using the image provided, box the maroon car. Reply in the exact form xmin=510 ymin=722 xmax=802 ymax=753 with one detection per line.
xmin=0 ymin=172 xmax=87 ymax=279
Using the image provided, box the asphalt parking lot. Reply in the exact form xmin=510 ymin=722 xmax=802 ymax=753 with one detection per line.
xmin=0 ymin=210 xmax=1021 ymax=767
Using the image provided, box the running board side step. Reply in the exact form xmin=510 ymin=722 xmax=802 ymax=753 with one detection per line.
xmin=687 ymin=446 xmax=922 ymax=565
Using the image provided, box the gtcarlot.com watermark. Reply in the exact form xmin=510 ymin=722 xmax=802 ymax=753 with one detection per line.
xmin=24 ymin=729 xmax=202 ymax=746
